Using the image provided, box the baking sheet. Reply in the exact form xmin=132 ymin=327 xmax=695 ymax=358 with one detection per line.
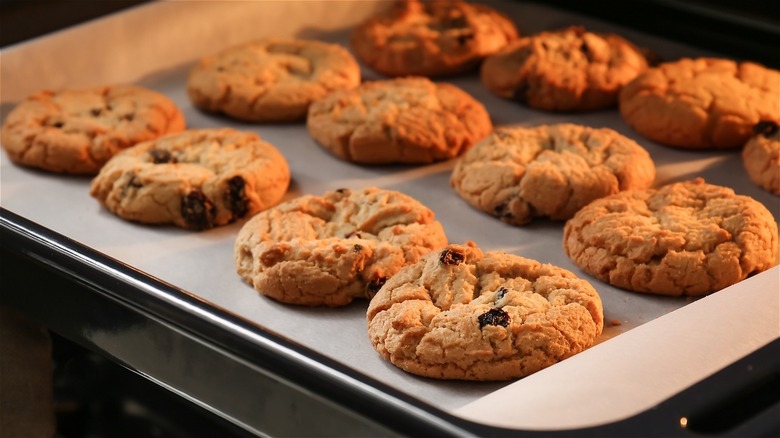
xmin=1 ymin=0 xmax=778 ymax=430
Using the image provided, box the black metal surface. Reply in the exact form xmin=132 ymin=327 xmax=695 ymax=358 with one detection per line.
xmin=2 ymin=206 xmax=779 ymax=437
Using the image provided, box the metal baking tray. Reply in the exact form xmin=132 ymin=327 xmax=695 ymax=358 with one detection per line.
xmin=2 ymin=1 xmax=778 ymax=436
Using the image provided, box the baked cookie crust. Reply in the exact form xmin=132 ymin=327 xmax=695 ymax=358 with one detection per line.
xmin=1 ymin=85 xmax=185 ymax=174
xmin=90 ymin=128 xmax=290 ymax=230
xmin=187 ymin=38 xmax=360 ymax=122
xmin=481 ymin=26 xmax=648 ymax=112
xmin=563 ymin=178 xmax=779 ymax=296
xmin=451 ymin=123 xmax=655 ymax=225
xmin=307 ymin=77 xmax=492 ymax=164
xmin=366 ymin=241 xmax=604 ymax=381
xmin=351 ymin=0 xmax=518 ymax=77
xmin=619 ymin=57 xmax=780 ymax=149
xmin=234 ymin=187 xmax=448 ymax=307
xmin=743 ymin=121 xmax=780 ymax=195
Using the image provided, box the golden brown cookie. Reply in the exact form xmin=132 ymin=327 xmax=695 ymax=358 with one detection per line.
xmin=187 ymin=38 xmax=360 ymax=122
xmin=366 ymin=241 xmax=604 ymax=381
xmin=307 ymin=77 xmax=492 ymax=164
xmin=351 ymin=0 xmax=519 ymax=77
xmin=234 ymin=187 xmax=448 ymax=307
xmin=451 ymin=123 xmax=655 ymax=225
xmin=90 ymin=128 xmax=290 ymax=230
xmin=481 ymin=26 xmax=648 ymax=112
xmin=563 ymin=178 xmax=779 ymax=296
xmin=743 ymin=121 xmax=780 ymax=195
xmin=1 ymin=85 xmax=185 ymax=174
xmin=619 ymin=57 xmax=780 ymax=149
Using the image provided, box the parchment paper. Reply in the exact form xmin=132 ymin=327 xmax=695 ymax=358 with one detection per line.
xmin=2 ymin=0 xmax=778 ymax=430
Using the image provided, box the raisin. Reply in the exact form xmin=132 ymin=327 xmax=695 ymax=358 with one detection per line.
xmin=90 ymin=108 xmax=103 ymax=117
xmin=366 ymin=277 xmax=387 ymax=296
xmin=580 ymin=42 xmax=592 ymax=61
xmin=456 ymin=33 xmax=473 ymax=46
xmin=121 ymin=113 xmax=135 ymax=122
xmin=494 ymin=203 xmax=514 ymax=219
xmin=335 ymin=188 xmax=349 ymax=194
xmin=496 ymin=287 xmax=508 ymax=300
xmin=512 ymin=82 xmax=529 ymax=104
xmin=478 ymin=308 xmax=510 ymax=329
xmin=149 ymin=149 xmax=175 ymax=164
xmin=753 ymin=120 xmax=779 ymax=138
xmin=353 ymin=244 xmax=363 ymax=252
xmin=53 ymin=121 xmax=64 ymax=129
xmin=181 ymin=190 xmax=214 ymax=230
xmin=439 ymin=248 xmax=465 ymax=265
xmin=227 ymin=176 xmax=249 ymax=218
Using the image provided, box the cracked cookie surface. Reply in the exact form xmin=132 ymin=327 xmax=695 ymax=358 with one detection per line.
xmin=619 ymin=57 xmax=780 ymax=149
xmin=351 ymin=0 xmax=518 ymax=77
xmin=307 ymin=77 xmax=492 ymax=164
xmin=481 ymin=26 xmax=648 ymax=111
xmin=366 ymin=241 xmax=604 ymax=381
xmin=187 ymin=38 xmax=360 ymax=122
xmin=90 ymin=128 xmax=290 ymax=230
xmin=234 ymin=187 xmax=448 ymax=307
xmin=1 ymin=85 xmax=185 ymax=174
xmin=451 ymin=123 xmax=655 ymax=225
xmin=743 ymin=121 xmax=780 ymax=195
xmin=563 ymin=178 xmax=779 ymax=296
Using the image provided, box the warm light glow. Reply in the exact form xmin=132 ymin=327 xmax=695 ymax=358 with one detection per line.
xmin=680 ymin=417 xmax=688 ymax=428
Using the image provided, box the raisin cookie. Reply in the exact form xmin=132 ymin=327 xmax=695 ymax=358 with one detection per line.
xmin=187 ymin=38 xmax=360 ymax=122
xmin=451 ymin=123 xmax=655 ymax=226
xmin=619 ymin=58 xmax=780 ymax=149
xmin=481 ymin=26 xmax=648 ymax=112
xmin=367 ymin=241 xmax=604 ymax=381
xmin=1 ymin=85 xmax=185 ymax=174
xmin=307 ymin=77 xmax=492 ymax=164
xmin=90 ymin=128 xmax=290 ymax=230
xmin=351 ymin=0 xmax=518 ymax=77
xmin=564 ymin=178 xmax=779 ymax=296
xmin=234 ymin=187 xmax=448 ymax=307
xmin=743 ymin=121 xmax=780 ymax=195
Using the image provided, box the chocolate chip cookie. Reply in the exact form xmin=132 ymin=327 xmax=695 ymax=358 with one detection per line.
xmin=234 ymin=187 xmax=448 ymax=307
xmin=351 ymin=0 xmax=518 ymax=77
xmin=1 ymin=85 xmax=185 ymax=174
xmin=481 ymin=26 xmax=648 ymax=111
xmin=451 ymin=123 xmax=655 ymax=225
xmin=366 ymin=241 xmax=604 ymax=381
xmin=743 ymin=121 xmax=780 ymax=195
xmin=90 ymin=128 xmax=290 ymax=230
xmin=187 ymin=37 xmax=361 ymax=122
xmin=619 ymin=57 xmax=780 ymax=149
xmin=307 ymin=77 xmax=492 ymax=164
xmin=564 ymin=178 xmax=779 ymax=296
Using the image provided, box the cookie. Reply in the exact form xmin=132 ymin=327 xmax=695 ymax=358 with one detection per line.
xmin=187 ymin=37 xmax=361 ymax=122
xmin=564 ymin=178 xmax=779 ymax=296
xmin=366 ymin=241 xmax=604 ymax=381
xmin=234 ymin=187 xmax=448 ymax=307
xmin=451 ymin=123 xmax=655 ymax=226
xmin=743 ymin=121 xmax=780 ymax=195
xmin=307 ymin=77 xmax=492 ymax=164
xmin=481 ymin=26 xmax=648 ymax=111
xmin=90 ymin=128 xmax=290 ymax=230
xmin=619 ymin=57 xmax=780 ymax=149
xmin=1 ymin=85 xmax=185 ymax=174
xmin=351 ymin=0 xmax=518 ymax=77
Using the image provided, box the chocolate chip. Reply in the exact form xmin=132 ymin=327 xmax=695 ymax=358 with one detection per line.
xmin=353 ymin=244 xmax=363 ymax=252
xmin=478 ymin=308 xmax=510 ymax=329
xmin=753 ymin=120 xmax=779 ymax=138
xmin=181 ymin=190 xmax=214 ymax=230
xmin=496 ymin=287 xmax=508 ymax=300
xmin=366 ymin=277 xmax=387 ymax=296
xmin=439 ymin=248 xmax=465 ymax=266
xmin=227 ymin=176 xmax=249 ymax=218
xmin=149 ymin=149 xmax=175 ymax=164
